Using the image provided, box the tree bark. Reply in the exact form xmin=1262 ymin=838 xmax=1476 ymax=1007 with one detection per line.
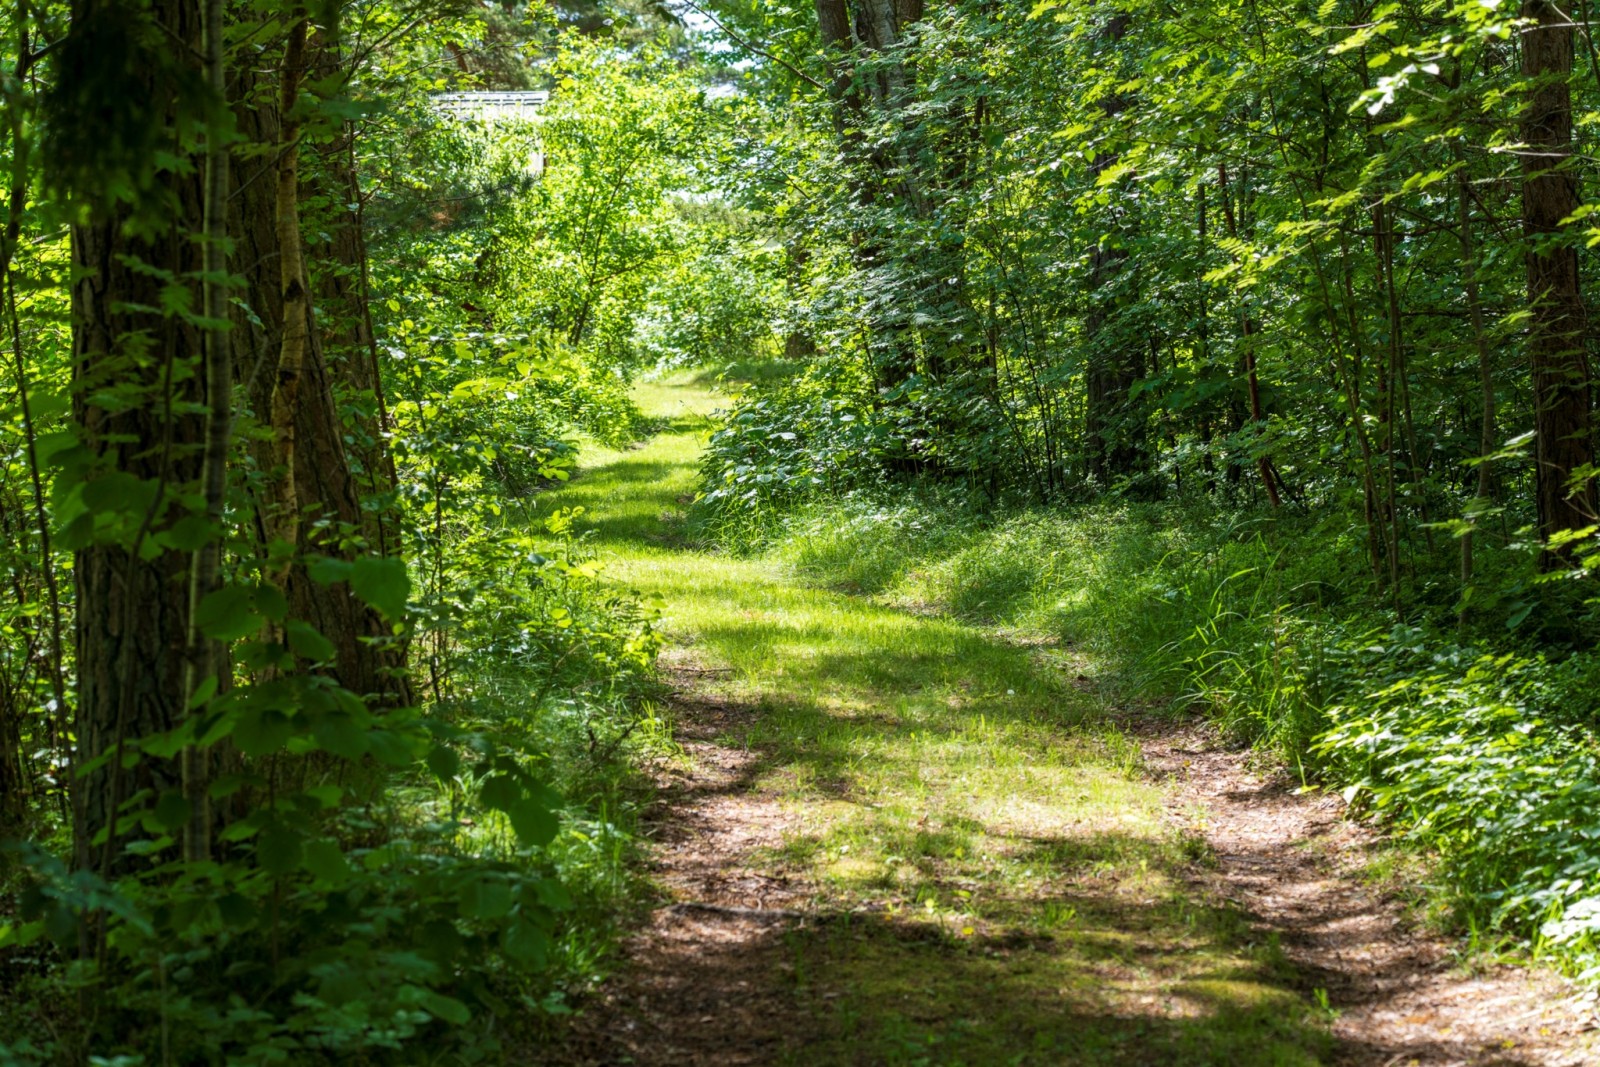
xmin=270 ymin=12 xmax=310 ymax=577
xmin=1522 ymin=0 xmax=1596 ymax=555
xmin=180 ymin=0 xmax=230 ymax=864
xmin=230 ymin=56 xmax=410 ymax=705
xmin=68 ymin=0 xmax=206 ymax=872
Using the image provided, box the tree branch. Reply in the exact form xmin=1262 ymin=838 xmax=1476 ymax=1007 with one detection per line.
xmin=676 ymin=0 xmax=826 ymax=90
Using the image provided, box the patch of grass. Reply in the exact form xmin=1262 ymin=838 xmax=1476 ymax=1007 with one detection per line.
xmin=690 ymin=356 xmax=806 ymax=387
xmin=536 ymin=375 xmax=1340 ymax=1063
xmin=780 ymin=908 xmax=1330 ymax=1066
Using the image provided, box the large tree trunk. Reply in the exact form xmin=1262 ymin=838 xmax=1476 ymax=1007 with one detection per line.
xmin=312 ymin=130 xmax=402 ymax=558
xmin=1522 ymin=0 xmax=1596 ymax=554
xmin=230 ymin=61 xmax=410 ymax=705
xmin=69 ymin=0 xmax=206 ymax=870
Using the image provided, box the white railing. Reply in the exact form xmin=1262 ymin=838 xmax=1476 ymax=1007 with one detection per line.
xmin=430 ymin=91 xmax=551 ymax=122
xmin=430 ymin=91 xmax=550 ymax=175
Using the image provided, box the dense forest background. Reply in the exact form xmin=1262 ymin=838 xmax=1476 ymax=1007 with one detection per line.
xmin=4 ymin=0 xmax=1600 ymax=1061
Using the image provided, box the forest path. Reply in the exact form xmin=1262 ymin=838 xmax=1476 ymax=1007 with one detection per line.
xmin=545 ymin=376 xmax=1591 ymax=1067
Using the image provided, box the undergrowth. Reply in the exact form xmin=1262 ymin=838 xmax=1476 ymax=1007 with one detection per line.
xmin=0 ymin=509 xmax=667 ymax=1067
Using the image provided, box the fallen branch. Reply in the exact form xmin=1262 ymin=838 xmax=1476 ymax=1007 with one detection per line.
xmin=664 ymin=901 xmax=805 ymax=922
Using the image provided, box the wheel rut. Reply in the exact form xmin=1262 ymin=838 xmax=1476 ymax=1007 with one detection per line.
xmin=1140 ymin=717 xmax=1597 ymax=1067
xmin=551 ymin=664 xmax=815 ymax=1066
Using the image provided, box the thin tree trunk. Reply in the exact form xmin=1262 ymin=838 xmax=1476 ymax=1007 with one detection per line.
xmin=1217 ymin=163 xmax=1280 ymax=507
xmin=180 ymin=0 xmax=230 ymax=864
xmin=1457 ymin=165 xmax=1497 ymax=605
xmin=1375 ymin=200 xmax=1431 ymax=548
xmin=270 ymin=12 xmax=310 ymax=577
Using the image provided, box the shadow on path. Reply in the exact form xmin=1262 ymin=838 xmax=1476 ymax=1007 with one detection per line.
xmin=543 ymin=380 xmax=1591 ymax=1067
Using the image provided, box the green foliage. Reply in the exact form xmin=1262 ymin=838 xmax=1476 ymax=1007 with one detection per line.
xmin=0 ymin=569 xmax=575 ymax=1063
xmin=2 ymin=2 xmax=683 ymax=1062
xmin=41 ymin=0 xmax=218 ymax=220
xmin=479 ymin=38 xmax=710 ymax=367
xmin=694 ymin=365 xmax=886 ymax=546
xmin=632 ymin=239 xmax=783 ymax=370
xmin=684 ymin=0 xmax=1600 ymax=990
xmin=16 ymin=0 xmax=1600 ymax=1056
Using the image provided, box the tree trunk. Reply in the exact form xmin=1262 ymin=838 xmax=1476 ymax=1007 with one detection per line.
xmin=230 ymin=60 xmax=410 ymax=705
xmin=311 ymin=128 xmax=401 ymax=558
xmin=269 ymin=12 xmax=310 ymax=576
xmin=179 ymin=0 xmax=230 ymax=864
xmin=68 ymin=0 xmax=206 ymax=871
xmin=1084 ymin=11 xmax=1144 ymax=484
xmin=1522 ymin=0 xmax=1596 ymax=555
xmin=1458 ymin=164 xmax=1497 ymax=603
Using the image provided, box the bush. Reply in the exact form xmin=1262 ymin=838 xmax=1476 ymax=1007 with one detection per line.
xmin=694 ymin=369 xmax=884 ymax=548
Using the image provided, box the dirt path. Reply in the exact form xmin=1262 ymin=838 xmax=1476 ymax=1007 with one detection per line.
xmin=1141 ymin=721 xmax=1597 ymax=1067
xmin=543 ymin=377 xmax=1597 ymax=1067
xmin=557 ymin=694 xmax=1598 ymax=1066
xmin=551 ymin=670 xmax=812 ymax=1066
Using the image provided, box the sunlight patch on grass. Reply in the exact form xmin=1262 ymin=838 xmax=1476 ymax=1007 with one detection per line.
xmin=537 ymin=375 xmax=1337 ymax=1065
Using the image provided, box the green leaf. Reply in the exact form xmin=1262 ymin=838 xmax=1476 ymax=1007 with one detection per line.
xmin=367 ymin=728 xmax=416 ymax=767
xmin=417 ymin=991 xmax=471 ymax=1026
xmin=196 ymin=585 xmax=264 ymax=641
xmin=257 ymin=823 xmax=302 ymax=876
xmin=351 ymin=556 xmax=410 ymax=620
xmin=509 ymin=796 xmax=559 ymax=847
xmin=306 ymin=557 xmax=353 ymax=585
xmin=502 ymin=919 xmax=549 ymax=966
xmin=285 ymin=620 xmax=336 ymax=662
xmin=0 ymin=920 xmax=44 ymax=950
xmin=479 ymin=774 xmax=519 ymax=812
xmin=305 ymin=784 xmax=343 ymax=808
xmin=419 ymin=918 xmax=463 ymax=961
xmin=254 ymin=581 xmax=289 ymax=622
xmin=82 ymin=471 xmax=150 ymax=517
xmin=217 ymin=893 xmax=255 ymax=929
xmin=312 ymin=713 xmax=369 ymax=760
xmin=427 ymin=743 xmax=461 ymax=780
xmin=533 ymin=877 xmax=573 ymax=910
xmin=163 ymin=513 xmax=217 ymax=551
xmin=152 ymin=789 xmax=192 ymax=832
xmin=458 ymin=876 xmax=513 ymax=920
xmin=302 ymin=839 xmax=350 ymax=883
xmin=234 ymin=709 xmax=293 ymax=757
xmin=57 ymin=511 xmax=94 ymax=551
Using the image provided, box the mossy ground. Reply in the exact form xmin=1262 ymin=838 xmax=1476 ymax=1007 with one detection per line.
xmin=542 ymin=374 xmax=1334 ymax=1065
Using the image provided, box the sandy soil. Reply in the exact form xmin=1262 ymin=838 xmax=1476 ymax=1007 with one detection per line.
xmin=550 ymin=679 xmax=811 ymax=1066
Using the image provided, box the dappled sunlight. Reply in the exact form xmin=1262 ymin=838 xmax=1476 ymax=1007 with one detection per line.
xmin=769 ymin=886 xmax=1333 ymax=1066
xmin=534 ymin=377 xmax=1347 ymax=1063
